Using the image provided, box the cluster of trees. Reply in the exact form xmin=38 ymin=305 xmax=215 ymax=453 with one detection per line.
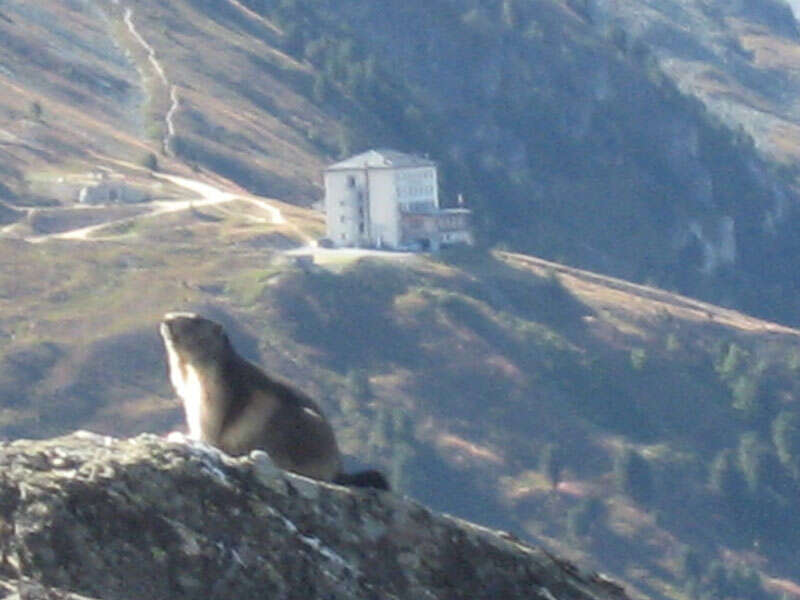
xmin=341 ymin=369 xmax=416 ymax=491
xmin=708 ymin=414 xmax=800 ymax=546
xmin=566 ymin=497 xmax=605 ymax=540
xmin=678 ymin=548 xmax=770 ymax=600
xmin=613 ymin=448 xmax=654 ymax=505
xmin=706 ymin=341 xmax=800 ymax=549
xmin=714 ymin=341 xmax=771 ymax=421
xmin=242 ymin=0 xmax=429 ymax=161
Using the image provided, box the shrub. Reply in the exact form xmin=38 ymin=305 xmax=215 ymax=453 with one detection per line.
xmin=630 ymin=347 xmax=647 ymax=370
xmin=738 ymin=433 xmax=765 ymax=491
xmin=715 ymin=342 xmax=749 ymax=383
xmin=539 ymin=443 xmax=563 ymax=489
xmin=346 ymin=369 xmax=372 ymax=403
xmin=677 ymin=545 xmax=703 ymax=583
xmin=773 ymin=410 xmax=800 ymax=479
xmin=567 ymin=498 xmax=605 ymax=539
xmin=709 ymin=449 xmax=746 ymax=501
xmin=141 ymin=152 xmax=159 ymax=171
xmin=29 ymin=101 xmax=43 ymax=121
xmin=730 ymin=373 xmax=761 ymax=418
xmin=614 ymin=448 xmax=654 ymax=505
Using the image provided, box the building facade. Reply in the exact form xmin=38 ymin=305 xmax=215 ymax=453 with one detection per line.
xmin=324 ymin=149 xmax=472 ymax=250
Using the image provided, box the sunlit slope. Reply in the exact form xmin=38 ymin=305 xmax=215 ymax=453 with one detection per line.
xmin=3 ymin=0 xmax=800 ymax=327
xmin=3 ymin=212 xmax=800 ymax=597
xmin=0 ymin=0 xmax=336 ymax=202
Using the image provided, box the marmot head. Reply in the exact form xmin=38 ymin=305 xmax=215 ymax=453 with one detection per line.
xmin=160 ymin=312 xmax=231 ymax=366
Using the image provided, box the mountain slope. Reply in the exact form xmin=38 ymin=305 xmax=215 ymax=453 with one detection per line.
xmin=208 ymin=0 xmax=800 ymax=325
xmin=2 ymin=0 xmax=800 ymax=323
xmin=587 ymin=0 xmax=800 ymax=163
xmin=3 ymin=2 xmax=800 ymax=598
xmin=2 ymin=199 xmax=800 ymax=598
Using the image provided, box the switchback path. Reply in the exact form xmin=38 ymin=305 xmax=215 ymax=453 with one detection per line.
xmin=122 ymin=6 xmax=178 ymax=156
xmin=14 ymin=163 xmax=310 ymax=245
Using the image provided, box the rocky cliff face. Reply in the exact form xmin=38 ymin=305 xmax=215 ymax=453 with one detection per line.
xmin=0 ymin=432 xmax=628 ymax=600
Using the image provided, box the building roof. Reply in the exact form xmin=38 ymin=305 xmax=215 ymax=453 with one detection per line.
xmin=325 ymin=149 xmax=435 ymax=171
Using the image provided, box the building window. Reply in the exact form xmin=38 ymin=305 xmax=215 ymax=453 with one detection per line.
xmin=347 ymin=175 xmax=356 ymax=188
xmin=359 ymin=223 xmax=365 ymax=233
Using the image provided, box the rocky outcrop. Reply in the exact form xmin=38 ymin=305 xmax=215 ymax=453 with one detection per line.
xmin=0 ymin=432 xmax=628 ymax=600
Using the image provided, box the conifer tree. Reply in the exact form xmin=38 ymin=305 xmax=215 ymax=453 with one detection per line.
xmin=539 ymin=443 xmax=563 ymax=489
xmin=773 ymin=410 xmax=800 ymax=479
xmin=614 ymin=448 xmax=653 ymax=505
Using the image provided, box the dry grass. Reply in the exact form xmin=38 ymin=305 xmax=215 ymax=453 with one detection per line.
xmin=0 ymin=0 xmax=337 ymax=205
xmin=765 ymin=577 xmax=800 ymax=599
xmin=498 ymin=250 xmax=800 ymax=339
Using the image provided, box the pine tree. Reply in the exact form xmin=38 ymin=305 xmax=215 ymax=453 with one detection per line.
xmin=773 ymin=410 xmax=800 ymax=479
xmin=614 ymin=448 xmax=653 ymax=505
xmin=677 ymin=545 xmax=703 ymax=583
xmin=709 ymin=449 xmax=745 ymax=501
xmin=738 ymin=432 xmax=769 ymax=492
xmin=29 ymin=101 xmax=42 ymax=121
xmin=141 ymin=152 xmax=158 ymax=171
xmin=539 ymin=443 xmax=563 ymax=489
xmin=567 ymin=498 xmax=605 ymax=539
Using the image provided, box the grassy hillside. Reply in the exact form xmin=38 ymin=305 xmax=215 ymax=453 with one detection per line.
xmin=2 ymin=0 xmax=800 ymax=325
xmin=4 ymin=2 xmax=800 ymax=597
xmin=2 ymin=193 xmax=800 ymax=598
xmin=253 ymin=250 xmax=800 ymax=600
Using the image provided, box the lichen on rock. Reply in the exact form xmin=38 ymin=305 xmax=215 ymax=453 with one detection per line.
xmin=0 ymin=432 xmax=628 ymax=600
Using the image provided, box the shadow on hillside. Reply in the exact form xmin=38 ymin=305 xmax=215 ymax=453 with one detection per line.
xmin=0 ymin=342 xmax=63 ymax=410
xmin=407 ymin=443 xmax=521 ymax=535
xmin=35 ymin=328 xmax=170 ymax=437
xmin=268 ymin=251 xmax=597 ymax=374
xmin=0 ymin=306 xmax=263 ymax=440
xmin=172 ymin=133 xmax=313 ymax=202
xmin=441 ymin=248 xmax=594 ymax=333
xmin=267 ymin=260 xmax=418 ymax=371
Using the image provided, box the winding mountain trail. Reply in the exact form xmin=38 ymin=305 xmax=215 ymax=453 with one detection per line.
xmin=155 ymin=173 xmax=290 ymax=229
xmin=16 ymin=162 xmax=312 ymax=245
xmin=165 ymin=85 xmax=180 ymax=145
xmin=122 ymin=6 xmax=178 ymax=156
xmin=24 ymin=195 xmax=233 ymax=244
xmin=123 ymin=8 xmax=167 ymax=86
xmin=153 ymin=173 xmax=318 ymax=245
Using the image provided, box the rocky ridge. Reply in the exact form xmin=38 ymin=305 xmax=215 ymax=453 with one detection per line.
xmin=0 ymin=432 xmax=628 ymax=600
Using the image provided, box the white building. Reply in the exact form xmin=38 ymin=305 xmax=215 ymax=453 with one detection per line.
xmin=323 ymin=149 xmax=472 ymax=251
xmin=78 ymin=180 xmax=149 ymax=205
xmin=32 ymin=170 xmax=150 ymax=205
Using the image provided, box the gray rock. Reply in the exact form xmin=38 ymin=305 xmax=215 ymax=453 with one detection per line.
xmin=0 ymin=433 xmax=629 ymax=600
